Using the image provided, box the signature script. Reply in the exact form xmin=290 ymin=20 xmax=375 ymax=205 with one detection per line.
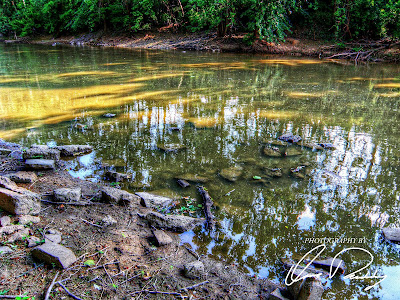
xmin=285 ymin=244 xmax=387 ymax=291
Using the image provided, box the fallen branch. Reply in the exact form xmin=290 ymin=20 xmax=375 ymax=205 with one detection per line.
xmin=130 ymin=290 xmax=185 ymax=297
xmin=45 ymin=271 xmax=60 ymax=300
xmin=57 ymin=282 xmax=84 ymax=300
xmin=181 ymin=280 xmax=209 ymax=291
xmin=41 ymin=199 xmax=97 ymax=206
xmin=197 ymin=186 xmax=215 ymax=229
xmin=80 ymin=218 xmax=103 ymax=228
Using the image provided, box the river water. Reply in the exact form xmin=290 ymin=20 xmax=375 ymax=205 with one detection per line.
xmin=1 ymin=43 xmax=400 ymax=299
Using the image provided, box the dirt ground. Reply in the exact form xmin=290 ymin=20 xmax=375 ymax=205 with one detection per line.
xmin=4 ymin=31 xmax=400 ymax=62
xmin=0 ymin=143 xmax=280 ymax=299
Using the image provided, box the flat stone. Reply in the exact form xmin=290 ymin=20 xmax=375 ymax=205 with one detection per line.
xmin=0 ymin=187 xmax=41 ymax=215
xmin=0 ymin=216 xmax=11 ymax=227
xmin=278 ymin=133 xmax=302 ymax=144
xmin=25 ymin=159 xmax=55 ymax=170
xmin=291 ymin=166 xmax=306 ymax=179
xmin=7 ymin=227 xmax=30 ymax=243
xmin=264 ymin=168 xmax=283 ymax=178
xmin=219 ymin=166 xmax=243 ymax=182
xmin=140 ymin=211 xmax=205 ymax=233
xmin=285 ymin=147 xmax=303 ymax=156
xmin=18 ymin=215 xmax=40 ymax=225
xmin=298 ymin=141 xmax=324 ymax=151
xmin=32 ymin=242 xmax=77 ymax=269
xmin=23 ymin=147 xmax=60 ymax=161
xmin=382 ymin=228 xmax=400 ymax=243
xmin=105 ymin=171 xmax=131 ymax=182
xmin=56 ymin=145 xmax=93 ymax=156
xmin=101 ymin=215 xmax=117 ymax=227
xmin=175 ymin=173 xmax=209 ymax=183
xmin=101 ymin=186 xmax=140 ymax=207
xmin=269 ymin=288 xmax=290 ymax=300
xmin=0 ymin=246 xmax=13 ymax=255
xmin=7 ymin=171 xmax=38 ymax=183
xmin=183 ymin=261 xmax=205 ymax=279
xmin=136 ymin=192 xmax=174 ymax=209
xmin=27 ymin=236 xmax=43 ymax=247
xmin=318 ymin=143 xmax=336 ymax=150
xmin=0 ymin=224 xmax=25 ymax=235
xmin=263 ymin=147 xmax=282 ymax=157
xmin=153 ymin=229 xmax=173 ymax=246
xmin=177 ymin=179 xmax=190 ymax=188
xmin=54 ymin=188 xmax=81 ymax=203
xmin=157 ymin=143 xmax=186 ymax=152
xmin=45 ymin=233 xmax=62 ymax=244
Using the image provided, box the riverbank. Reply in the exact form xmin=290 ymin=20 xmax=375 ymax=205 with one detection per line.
xmin=3 ymin=31 xmax=400 ymax=62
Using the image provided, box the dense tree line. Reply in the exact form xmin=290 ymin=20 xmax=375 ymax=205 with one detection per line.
xmin=1 ymin=0 xmax=399 ymax=42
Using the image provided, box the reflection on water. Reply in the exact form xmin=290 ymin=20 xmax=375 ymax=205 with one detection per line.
xmin=1 ymin=44 xmax=400 ymax=299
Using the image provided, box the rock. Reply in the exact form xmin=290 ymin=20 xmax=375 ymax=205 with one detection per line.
xmin=285 ymin=147 xmax=303 ymax=156
xmin=298 ymin=141 xmax=324 ymax=151
xmin=101 ymin=215 xmax=117 ymax=227
xmin=269 ymin=288 xmax=290 ymax=300
xmin=175 ymin=173 xmax=209 ymax=183
xmin=101 ymin=186 xmax=140 ymax=207
xmin=45 ymin=233 xmax=62 ymax=244
xmin=0 ymin=246 xmax=13 ymax=255
xmin=382 ymin=228 xmax=400 ymax=243
xmin=290 ymin=167 xmax=305 ymax=179
xmin=105 ymin=171 xmax=131 ymax=182
xmin=23 ymin=147 xmax=60 ymax=161
xmin=103 ymin=113 xmax=116 ymax=118
xmin=311 ymin=257 xmax=345 ymax=274
xmin=238 ymin=158 xmax=258 ymax=165
xmin=7 ymin=171 xmax=38 ymax=183
xmin=140 ymin=211 xmax=205 ymax=232
xmin=263 ymin=140 xmax=289 ymax=147
xmin=136 ymin=192 xmax=174 ymax=209
xmin=25 ymin=159 xmax=55 ymax=170
xmin=153 ymin=229 xmax=173 ymax=246
xmin=18 ymin=215 xmax=40 ymax=225
xmin=183 ymin=261 xmax=205 ymax=279
xmin=263 ymin=147 xmax=282 ymax=157
xmin=157 ymin=143 xmax=186 ymax=152
xmin=264 ymin=168 xmax=283 ymax=178
xmin=0 ymin=148 xmax=12 ymax=155
xmin=56 ymin=145 xmax=93 ymax=156
xmin=318 ymin=143 xmax=336 ymax=150
xmin=297 ymin=277 xmax=324 ymax=300
xmin=278 ymin=133 xmax=302 ymax=144
xmin=27 ymin=236 xmax=43 ymax=247
xmin=0 ymin=186 xmax=41 ymax=215
xmin=54 ymin=188 xmax=81 ymax=203
xmin=0 ymin=216 xmax=11 ymax=227
xmin=0 ymin=176 xmax=19 ymax=190
xmin=177 ymin=179 xmax=190 ymax=188
xmin=0 ymin=224 xmax=24 ymax=235
xmin=219 ymin=166 xmax=243 ymax=182
xmin=7 ymin=227 xmax=30 ymax=243
xmin=32 ymin=243 xmax=77 ymax=269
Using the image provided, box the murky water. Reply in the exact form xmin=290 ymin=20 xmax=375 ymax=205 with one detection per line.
xmin=1 ymin=43 xmax=400 ymax=299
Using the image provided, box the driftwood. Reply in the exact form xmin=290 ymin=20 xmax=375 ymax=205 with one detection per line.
xmin=197 ymin=186 xmax=215 ymax=229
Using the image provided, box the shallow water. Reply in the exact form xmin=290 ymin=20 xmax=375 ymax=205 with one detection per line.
xmin=1 ymin=43 xmax=400 ymax=299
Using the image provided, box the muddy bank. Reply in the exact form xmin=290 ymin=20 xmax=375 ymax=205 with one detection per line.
xmin=4 ymin=31 xmax=400 ymax=62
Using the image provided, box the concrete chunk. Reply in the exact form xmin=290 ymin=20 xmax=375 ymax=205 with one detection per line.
xmin=32 ymin=242 xmax=77 ymax=269
xmin=54 ymin=188 xmax=81 ymax=203
xmin=101 ymin=186 xmax=140 ymax=207
xmin=25 ymin=159 xmax=55 ymax=170
xmin=140 ymin=211 xmax=204 ymax=233
xmin=136 ymin=192 xmax=174 ymax=209
xmin=0 ymin=187 xmax=41 ymax=215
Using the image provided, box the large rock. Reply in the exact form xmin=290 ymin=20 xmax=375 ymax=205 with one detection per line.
xmin=140 ymin=211 xmax=204 ymax=232
xmin=23 ymin=147 xmax=60 ymax=161
xmin=175 ymin=173 xmax=209 ymax=183
xmin=219 ymin=166 xmax=243 ymax=182
xmin=7 ymin=171 xmax=38 ymax=183
xmin=25 ymin=159 xmax=55 ymax=170
xmin=183 ymin=261 xmax=205 ymax=279
xmin=32 ymin=242 xmax=77 ymax=269
xmin=101 ymin=186 xmax=140 ymax=207
xmin=263 ymin=147 xmax=282 ymax=157
xmin=382 ymin=228 xmax=400 ymax=243
xmin=0 ymin=177 xmax=41 ymax=215
xmin=56 ymin=145 xmax=93 ymax=156
xmin=278 ymin=133 xmax=302 ymax=144
xmin=136 ymin=192 xmax=174 ymax=209
xmin=54 ymin=188 xmax=81 ymax=203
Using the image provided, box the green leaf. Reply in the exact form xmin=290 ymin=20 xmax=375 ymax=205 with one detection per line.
xmin=197 ymin=204 xmax=203 ymax=208
xmin=0 ymin=290 xmax=9 ymax=296
xmin=84 ymin=259 xmax=96 ymax=266
xmin=253 ymin=176 xmax=262 ymax=180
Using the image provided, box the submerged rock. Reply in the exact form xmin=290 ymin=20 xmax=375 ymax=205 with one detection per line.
xmin=25 ymin=159 xmax=55 ymax=170
xmin=285 ymin=147 xmax=303 ymax=156
xmin=136 ymin=192 xmax=174 ymax=209
xmin=264 ymin=168 xmax=283 ymax=178
xmin=278 ymin=133 xmax=302 ymax=144
xmin=263 ymin=147 xmax=282 ymax=157
xmin=311 ymin=257 xmax=346 ymax=274
xmin=290 ymin=166 xmax=306 ymax=179
xmin=139 ymin=211 xmax=205 ymax=232
xmin=177 ymin=179 xmax=190 ymax=188
xmin=263 ymin=140 xmax=289 ymax=147
xmin=318 ymin=143 xmax=336 ymax=150
xmin=56 ymin=145 xmax=93 ymax=156
xmin=298 ymin=141 xmax=324 ymax=151
xmin=103 ymin=113 xmax=116 ymax=118
xmin=105 ymin=171 xmax=131 ymax=182
xmin=382 ymin=228 xmax=400 ymax=243
xmin=219 ymin=166 xmax=243 ymax=182
xmin=175 ymin=173 xmax=209 ymax=183
xmin=157 ymin=143 xmax=186 ymax=152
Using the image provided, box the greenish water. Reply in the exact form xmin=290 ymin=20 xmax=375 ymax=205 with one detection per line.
xmin=1 ymin=43 xmax=400 ymax=299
